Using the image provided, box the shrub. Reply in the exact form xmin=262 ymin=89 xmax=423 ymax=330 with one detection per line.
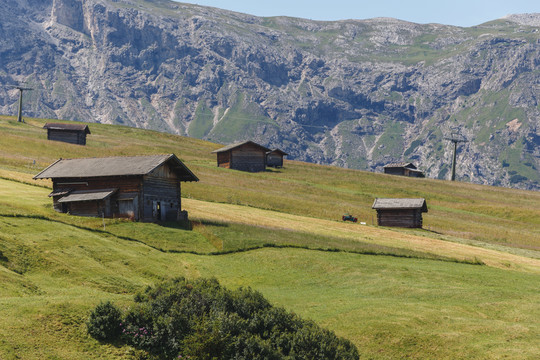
xmin=509 ymin=174 xmax=527 ymax=184
xmin=87 ymin=301 xmax=122 ymax=341
xmin=89 ymin=277 xmax=360 ymax=359
xmin=122 ymin=300 xmax=190 ymax=358
xmin=289 ymin=321 xmax=359 ymax=360
xmin=181 ymin=313 xmax=232 ymax=359
xmin=230 ymin=286 xmax=271 ymax=319
xmin=231 ymin=333 xmax=281 ymax=360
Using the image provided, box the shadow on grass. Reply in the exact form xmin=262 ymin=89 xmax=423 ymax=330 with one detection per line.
xmin=191 ymin=219 xmax=230 ymax=228
xmin=158 ymin=220 xmax=195 ymax=231
xmin=264 ymin=168 xmax=282 ymax=173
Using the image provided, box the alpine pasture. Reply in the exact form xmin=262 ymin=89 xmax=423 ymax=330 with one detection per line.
xmin=0 ymin=115 xmax=539 ymax=359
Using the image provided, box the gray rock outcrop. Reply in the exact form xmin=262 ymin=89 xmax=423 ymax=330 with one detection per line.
xmin=0 ymin=0 xmax=538 ymax=189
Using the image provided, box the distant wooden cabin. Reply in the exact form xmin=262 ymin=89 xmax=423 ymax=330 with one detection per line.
xmin=266 ymin=149 xmax=288 ymax=168
xmin=212 ymin=141 xmax=270 ymax=172
xmin=383 ymin=162 xmax=424 ymax=177
xmin=33 ymin=154 xmax=198 ymax=222
xmin=43 ymin=123 xmax=91 ymax=145
xmin=372 ymin=198 xmax=428 ymax=228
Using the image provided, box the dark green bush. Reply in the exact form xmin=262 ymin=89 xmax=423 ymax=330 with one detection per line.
xmin=231 ymin=333 xmax=281 ymax=360
xmin=510 ymin=174 xmax=527 ymax=184
xmin=89 ymin=277 xmax=360 ymax=359
xmin=87 ymin=301 xmax=122 ymax=341
xmin=289 ymin=321 xmax=359 ymax=360
xmin=181 ymin=313 xmax=232 ymax=359
xmin=230 ymin=286 xmax=271 ymax=319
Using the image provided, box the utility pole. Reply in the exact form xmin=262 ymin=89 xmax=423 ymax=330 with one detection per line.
xmin=444 ymin=128 xmax=468 ymax=181
xmin=7 ymin=85 xmax=34 ymax=122
xmin=15 ymin=86 xmax=33 ymax=122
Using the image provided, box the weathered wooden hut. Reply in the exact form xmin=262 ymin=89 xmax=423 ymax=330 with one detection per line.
xmin=372 ymin=198 xmax=428 ymax=228
xmin=33 ymin=154 xmax=198 ymax=222
xmin=212 ymin=141 xmax=270 ymax=172
xmin=266 ymin=149 xmax=288 ymax=168
xmin=43 ymin=123 xmax=91 ymax=145
xmin=383 ymin=162 xmax=424 ymax=177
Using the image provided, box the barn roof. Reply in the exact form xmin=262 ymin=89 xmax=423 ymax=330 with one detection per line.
xmin=48 ymin=188 xmax=72 ymax=197
xmin=267 ymin=148 xmax=288 ymax=156
xmin=57 ymin=189 xmax=117 ymax=203
xmin=33 ymin=154 xmax=198 ymax=182
xmin=372 ymin=198 xmax=428 ymax=212
xmin=43 ymin=122 xmax=91 ymax=134
xmin=383 ymin=162 xmax=417 ymax=169
xmin=212 ymin=141 xmax=270 ymax=153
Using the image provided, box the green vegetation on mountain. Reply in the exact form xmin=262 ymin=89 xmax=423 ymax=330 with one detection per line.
xmin=0 ymin=116 xmax=539 ymax=359
xmin=207 ymin=92 xmax=279 ymax=144
xmin=189 ymin=99 xmax=215 ymax=138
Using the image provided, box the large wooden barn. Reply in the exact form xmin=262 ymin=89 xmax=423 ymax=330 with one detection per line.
xmin=383 ymin=163 xmax=424 ymax=177
xmin=43 ymin=123 xmax=91 ymax=145
xmin=33 ymin=154 xmax=198 ymax=222
xmin=266 ymin=149 xmax=288 ymax=168
xmin=372 ymin=198 xmax=428 ymax=228
xmin=212 ymin=141 xmax=270 ymax=172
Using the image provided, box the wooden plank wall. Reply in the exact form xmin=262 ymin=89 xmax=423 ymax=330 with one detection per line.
xmin=142 ymin=163 xmax=182 ymax=221
xmin=47 ymin=130 xmax=86 ymax=145
xmin=217 ymin=152 xmax=231 ymax=168
xmin=118 ymin=197 xmax=138 ymax=220
xmin=267 ymin=153 xmax=283 ymax=167
xmin=404 ymin=169 xmax=422 ymax=177
xmin=142 ymin=176 xmax=181 ymax=221
xmin=52 ymin=198 xmax=63 ymax=212
xmin=384 ymin=168 xmax=423 ymax=177
xmin=384 ymin=168 xmax=405 ymax=176
xmin=69 ymin=198 xmax=110 ymax=218
xmin=376 ymin=209 xmax=423 ymax=228
xmin=53 ymin=177 xmax=141 ymax=192
xmin=230 ymin=144 xmax=266 ymax=172
xmin=52 ymin=176 xmax=142 ymax=219
xmin=66 ymin=200 xmax=100 ymax=217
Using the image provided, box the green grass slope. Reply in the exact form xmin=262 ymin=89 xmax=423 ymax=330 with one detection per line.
xmin=1 ymin=115 xmax=539 ymax=359
xmin=1 ymin=115 xmax=538 ymax=252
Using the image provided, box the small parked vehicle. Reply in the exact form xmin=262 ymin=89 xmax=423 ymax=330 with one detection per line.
xmin=342 ymin=213 xmax=358 ymax=223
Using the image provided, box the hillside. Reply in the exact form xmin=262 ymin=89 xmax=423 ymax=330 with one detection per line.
xmin=0 ymin=116 xmax=539 ymax=359
xmin=1 ymin=116 xmax=539 ymax=254
xmin=0 ymin=0 xmax=539 ymax=190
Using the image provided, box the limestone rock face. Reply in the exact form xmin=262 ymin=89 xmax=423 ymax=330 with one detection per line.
xmin=1 ymin=0 xmax=539 ymax=190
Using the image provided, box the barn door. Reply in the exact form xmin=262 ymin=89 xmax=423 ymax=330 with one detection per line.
xmin=153 ymin=201 xmax=163 ymax=221
xmin=118 ymin=199 xmax=135 ymax=219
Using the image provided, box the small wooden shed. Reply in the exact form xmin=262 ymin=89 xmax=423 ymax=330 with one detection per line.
xmin=43 ymin=123 xmax=91 ymax=145
xmin=33 ymin=154 xmax=198 ymax=222
xmin=212 ymin=141 xmax=270 ymax=172
xmin=266 ymin=149 xmax=288 ymax=168
xmin=372 ymin=198 xmax=428 ymax=228
xmin=383 ymin=163 xmax=424 ymax=177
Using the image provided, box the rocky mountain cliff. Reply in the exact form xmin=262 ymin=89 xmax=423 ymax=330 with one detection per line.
xmin=1 ymin=0 xmax=539 ymax=190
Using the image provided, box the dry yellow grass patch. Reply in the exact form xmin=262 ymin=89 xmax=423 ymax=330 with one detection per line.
xmin=0 ymin=168 xmax=51 ymax=187
xmin=184 ymin=198 xmax=540 ymax=273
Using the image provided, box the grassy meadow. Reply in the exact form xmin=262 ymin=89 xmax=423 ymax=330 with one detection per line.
xmin=0 ymin=115 xmax=539 ymax=359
